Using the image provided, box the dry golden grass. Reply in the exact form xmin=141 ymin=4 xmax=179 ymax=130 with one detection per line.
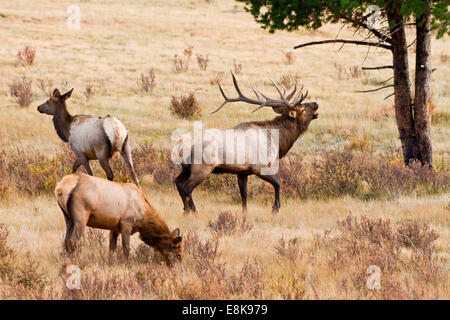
xmin=0 ymin=0 xmax=448 ymax=299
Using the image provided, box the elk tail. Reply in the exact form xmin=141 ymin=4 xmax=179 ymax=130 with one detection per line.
xmin=55 ymin=174 xmax=80 ymax=221
xmin=102 ymin=116 xmax=128 ymax=155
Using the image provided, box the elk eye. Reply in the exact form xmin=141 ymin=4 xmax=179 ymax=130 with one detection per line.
xmin=288 ymin=110 xmax=296 ymax=118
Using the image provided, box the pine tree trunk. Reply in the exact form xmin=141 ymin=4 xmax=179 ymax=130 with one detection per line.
xmin=386 ymin=7 xmax=420 ymax=165
xmin=413 ymin=0 xmax=433 ymax=167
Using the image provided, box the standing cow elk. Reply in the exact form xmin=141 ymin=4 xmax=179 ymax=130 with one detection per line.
xmin=37 ymin=88 xmax=139 ymax=186
xmin=55 ymin=173 xmax=182 ymax=265
xmin=174 ymin=72 xmax=318 ymax=213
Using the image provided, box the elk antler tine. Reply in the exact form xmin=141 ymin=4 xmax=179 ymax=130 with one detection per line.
xmin=252 ymin=88 xmax=261 ymax=101
xmin=218 ymin=83 xmax=228 ymax=100
xmin=251 ymin=102 xmax=268 ymax=113
xmin=293 ymin=92 xmax=302 ymax=104
xmin=254 ymin=88 xmax=270 ymax=101
xmin=269 ymin=78 xmax=285 ymax=100
xmin=210 ymin=101 xmax=228 ymax=114
xmin=230 ymin=71 xmax=244 ymax=97
xmin=286 ymin=83 xmax=297 ymax=101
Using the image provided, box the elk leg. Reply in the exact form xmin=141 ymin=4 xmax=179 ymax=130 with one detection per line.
xmin=68 ymin=220 xmax=86 ymax=255
xmin=98 ymin=158 xmax=114 ymax=181
xmin=120 ymin=222 xmax=132 ymax=261
xmin=182 ymin=165 xmax=214 ymax=213
xmin=61 ymin=208 xmax=74 ymax=252
xmin=109 ymin=231 xmax=119 ymax=263
xmin=174 ymin=167 xmax=191 ymax=213
xmin=237 ymin=174 xmax=249 ymax=212
xmin=256 ymin=174 xmax=280 ymax=213
xmin=120 ymin=136 xmax=139 ymax=186
xmin=79 ymin=156 xmax=93 ymax=176
xmin=72 ymin=158 xmax=82 ymax=173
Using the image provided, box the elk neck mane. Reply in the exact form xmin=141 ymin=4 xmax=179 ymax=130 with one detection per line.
xmin=237 ymin=115 xmax=309 ymax=159
xmin=53 ymin=102 xmax=74 ymax=142
xmin=138 ymin=195 xmax=173 ymax=247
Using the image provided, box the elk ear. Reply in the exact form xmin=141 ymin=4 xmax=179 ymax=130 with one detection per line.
xmin=172 ymin=228 xmax=180 ymax=237
xmin=62 ymin=88 xmax=73 ymax=100
xmin=52 ymin=89 xmax=61 ymax=98
xmin=172 ymin=236 xmax=182 ymax=246
xmin=288 ymin=110 xmax=297 ymax=119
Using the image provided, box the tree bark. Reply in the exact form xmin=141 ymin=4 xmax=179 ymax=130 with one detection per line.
xmin=386 ymin=6 xmax=420 ymax=165
xmin=413 ymin=0 xmax=433 ymax=167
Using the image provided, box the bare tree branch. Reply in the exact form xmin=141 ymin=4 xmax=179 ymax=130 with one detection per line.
xmin=340 ymin=15 xmax=393 ymax=44
xmin=377 ymin=76 xmax=394 ymax=85
xmin=357 ymin=84 xmax=395 ymax=93
xmin=294 ymin=39 xmax=392 ymax=50
xmin=384 ymin=92 xmax=395 ymax=100
xmin=362 ymin=65 xmax=393 ymax=70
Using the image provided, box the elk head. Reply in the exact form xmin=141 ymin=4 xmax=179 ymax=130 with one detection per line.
xmin=211 ymin=72 xmax=318 ymax=126
xmin=37 ymin=88 xmax=73 ymax=115
xmin=159 ymin=228 xmax=183 ymax=266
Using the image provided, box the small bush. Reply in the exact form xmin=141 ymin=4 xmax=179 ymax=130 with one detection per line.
xmin=345 ymin=134 xmax=372 ymax=153
xmin=349 ymin=65 xmax=364 ymax=79
xmin=173 ymin=45 xmax=194 ymax=73
xmin=169 ymin=92 xmax=201 ymax=119
xmin=210 ymin=72 xmax=224 ymax=85
xmin=271 ymin=273 xmax=306 ymax=299
xmin=84 ymin=83 xmax=95 ymax=102
xmin=37 ymin=79 xmax=53 ymax=96
xmin=196 ymin=54 xmax=209 ymax=71
xmin=279 ymin=72 xmax=298 ymax=91
xmin=279 ymin=150 xmax=450 ymax=201
xmin=274 ymin=236 xmax=301 ymax=262
xmin=233 ymin=59 xmax=242 ymax=74
xmin=17 ymin=46 xmax=36 ymax=65
xmin=15 ymin=254 xmax=47 ymax=290
xmin=334 ymin=62 xmax=347 ymax=80
xmin=283 ymin=51 xmax=295 ymax=65
xmin=324 ymin=215 xmax=446 ymax=299
xmin=9 ymin=77 xmax=33 ymax=107
xmin=397 ymin=221 xmax=439 ymax=254
xmin=208 ymin=211 xmax=253 ymax=235
xmin=138 ymin=69 xmax=156 ymax=93
xmin=0 ymin=152 xmax=9 ymax=199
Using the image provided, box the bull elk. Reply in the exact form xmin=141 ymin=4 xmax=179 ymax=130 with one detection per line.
xmin=55 ymin=173 xmax=182 ymax=264
xmin=174 ymin=72 xmax=318 ymax=213
xmin=37 ymin=89 xmax=139 ymax=186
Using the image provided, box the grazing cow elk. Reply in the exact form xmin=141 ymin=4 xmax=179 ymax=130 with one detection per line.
xmin=174 ymin=72 xmax=318 ymax=213
xmin=37 ymin=89 xmax=139 ymax=186
xmin=55 ymin=173 xmax=182 ymax=264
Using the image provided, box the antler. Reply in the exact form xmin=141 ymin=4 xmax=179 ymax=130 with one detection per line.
xmin=210 ymin=72 xmax=308 ymax=114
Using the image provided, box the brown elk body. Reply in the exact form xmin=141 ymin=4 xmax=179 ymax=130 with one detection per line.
xmin=37 ymin=89 xmax=139 ymax=186
xmin=55 ymin=173 xmax=182 ymax=264
xmin=174 ymin=73 xmax=318 ymax=213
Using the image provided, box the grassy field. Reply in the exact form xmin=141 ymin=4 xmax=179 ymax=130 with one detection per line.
xmin=0 ymin=0 xmax=449 ymax=299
